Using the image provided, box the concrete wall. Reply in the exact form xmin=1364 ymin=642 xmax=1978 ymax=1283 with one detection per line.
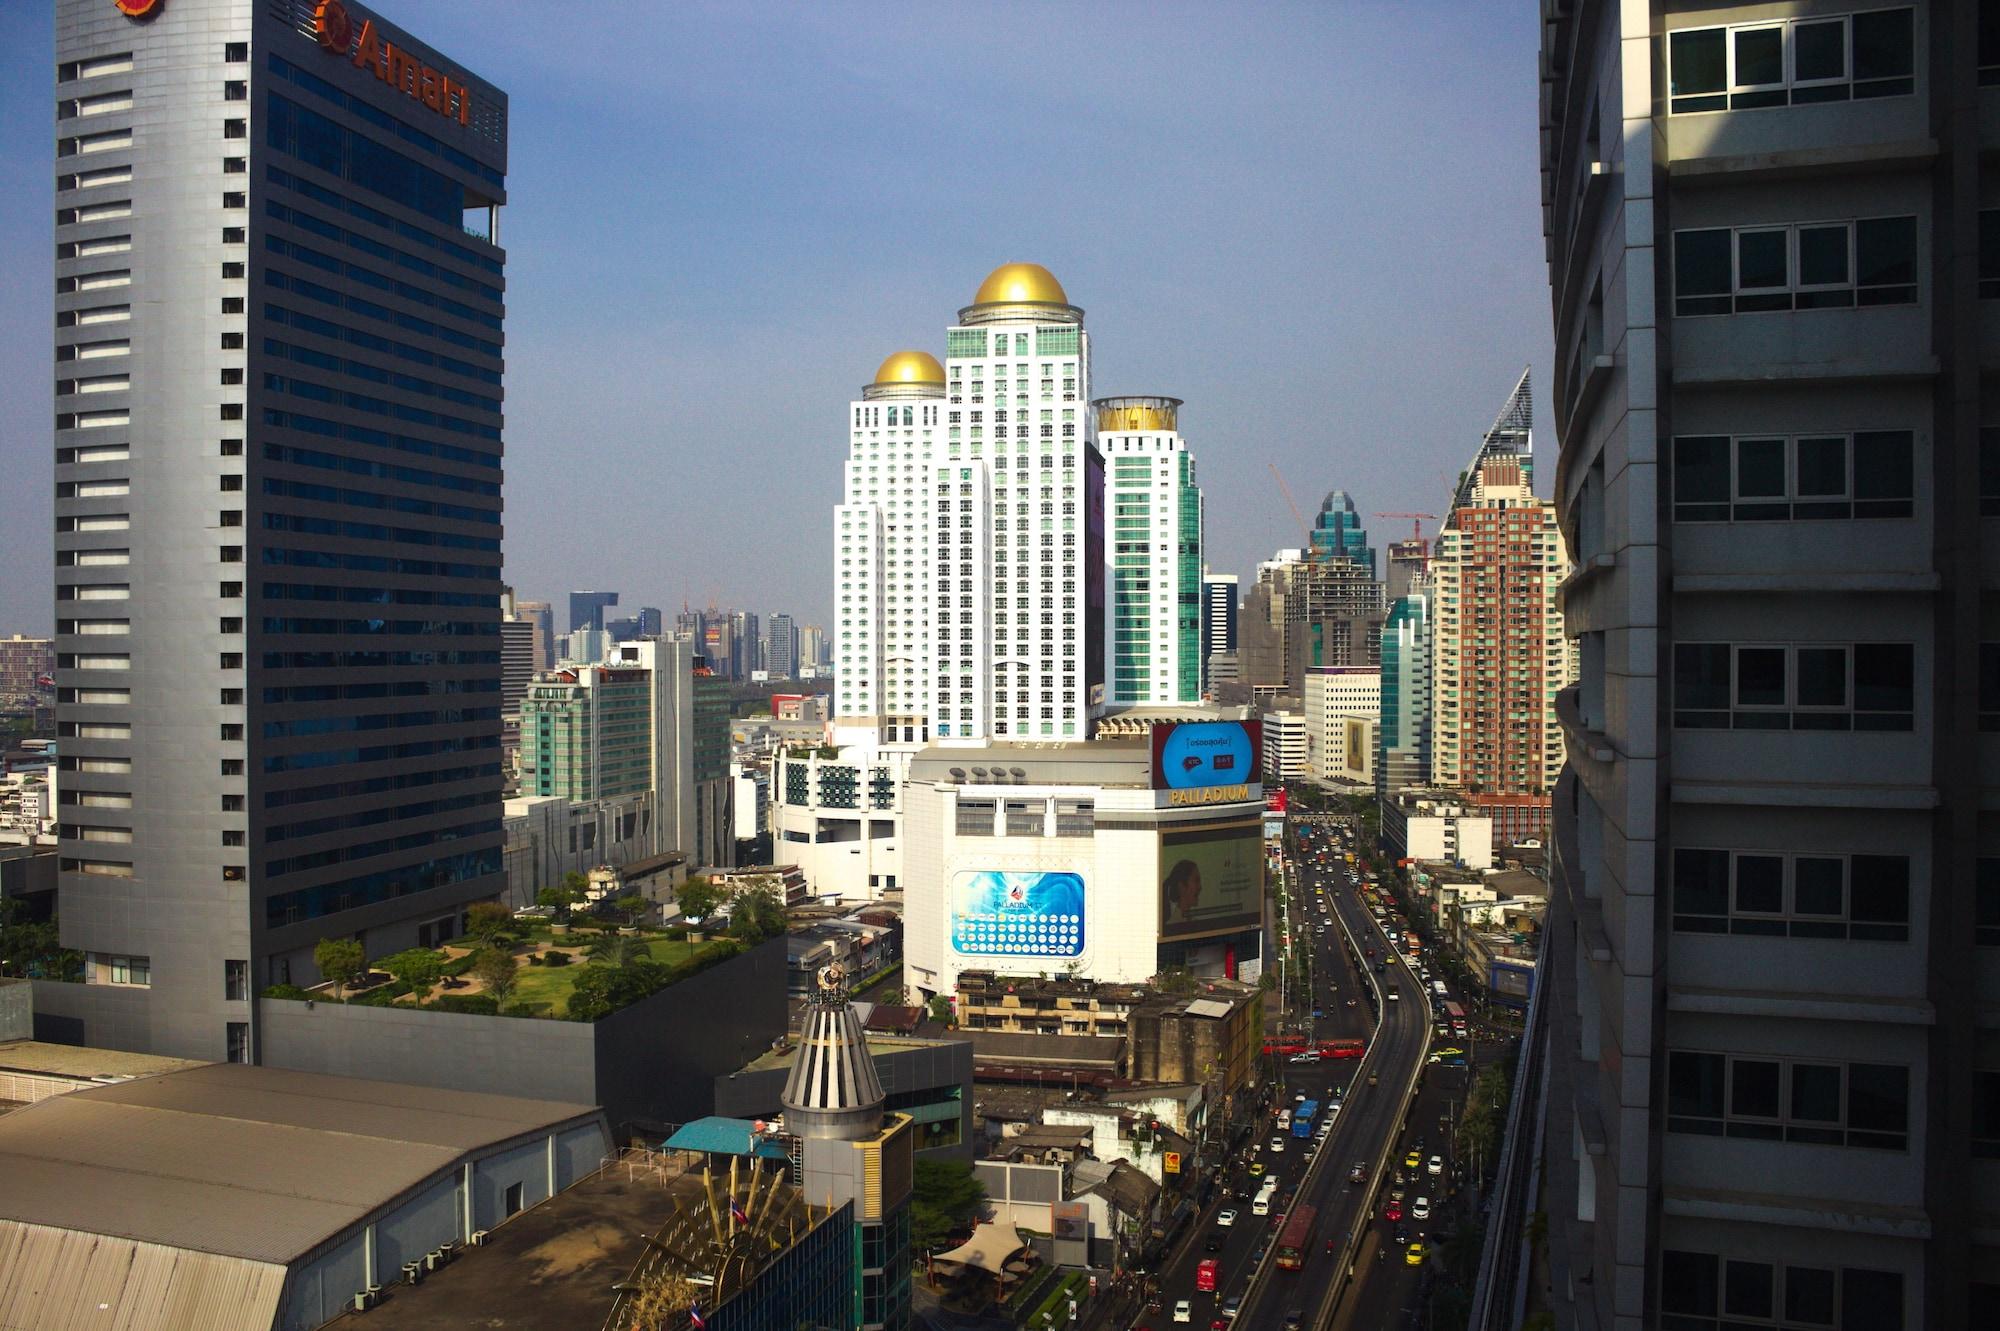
xmin=0 ymin=979 xmax=30 ymax=1041
xmin=258 ymin=936 xmax=786 ymax=1134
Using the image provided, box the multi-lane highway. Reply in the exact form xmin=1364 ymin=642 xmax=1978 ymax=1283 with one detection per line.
xmin=1136 ymin=816 xmax=1432 ymax=1330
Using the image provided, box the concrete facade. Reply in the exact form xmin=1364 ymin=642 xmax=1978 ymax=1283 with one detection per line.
xmin=1539 ymin=3 xmax=1989 ymax=1326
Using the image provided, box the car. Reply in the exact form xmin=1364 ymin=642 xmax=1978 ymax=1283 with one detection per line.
xmin=1173 ymin=1299 xmax=1193 ymax=1323
xmin=1348 ymin=1161 xmax=1367 ymax=1184
xmin=1384 ymin=1201 xmax=1404 ymax=1222
xmin=1412 ymin=1196 xmax=1431 ymax=1220
xmin=1211 ymin=1321 xmax=1227 ymax=1331
xmin=1221 ymin=1294 xmax=1242 ymax=1321
xmin=1406 ymin=1240 xmax=1427 ymax=1267
xmin=1282 ymin=1312 xmax=1304 ymax=1330
xmin=1404 ymin=1149 xmax=1421 ymax=1170
xmin=1294 ymin=1091 xmax=1307 ymax=1104
xmin=1346 ymin=997 xmax=1358 ymax=1007
xmin=1217 ymin=1208 xmax=1238 ymax=1228
xmin=1428 ymin=1155 xmax=1444 ymax=1176
xmin=1269 ymin=1137 xmax=1284 ymax=1153
xmin=1205 ymin=1234 xmax=1224 ymax=1253
xmin=1393 ymin=1223 xmax=1412 ymax=1245
xmin=1247 ymin=1161 xmax=1265 ymax=1178
xmin=1250 ymin=1244 xmax=1269 ymax=1267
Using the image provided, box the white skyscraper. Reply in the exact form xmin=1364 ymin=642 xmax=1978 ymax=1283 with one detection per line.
xmin=834 ymin=350 xmax=944 ymax=747
xmin=1098 ymin=397 xmax=1202 ymax=705
xmin=938 ymin=264 xmax=1101 ymax=743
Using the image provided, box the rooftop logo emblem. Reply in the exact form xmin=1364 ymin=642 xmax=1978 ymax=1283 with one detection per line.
xmin=313 ymin=0 xmax=473 ymax=127
xmin=113 ymin=0 xmax=165 ymax=17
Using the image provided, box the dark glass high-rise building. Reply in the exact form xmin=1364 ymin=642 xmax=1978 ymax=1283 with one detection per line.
xmin=50 ymin=0 xmax=507 ymax=1059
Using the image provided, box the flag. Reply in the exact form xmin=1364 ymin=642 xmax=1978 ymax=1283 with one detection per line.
xmin=729 ymin=1199 xmax=749 ymax=1226
xmin=688 ymin=1301 xmax=706 ymax=1329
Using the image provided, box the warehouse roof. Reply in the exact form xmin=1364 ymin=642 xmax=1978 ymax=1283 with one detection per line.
xmin=0 ymin=1062 xmax=602 ymax=1265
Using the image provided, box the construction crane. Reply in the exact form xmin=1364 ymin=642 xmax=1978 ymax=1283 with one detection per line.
xmin=1375 ymin=512 xmax=1439 ymax=557
xmin=1269 ymin=462 xmax=1313 ymax=548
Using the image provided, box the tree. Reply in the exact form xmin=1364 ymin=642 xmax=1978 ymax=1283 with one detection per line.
xmin=469 ymin=946 xmax=518 ymax=1003
xmin=587 ymin=934 xmax=648 ymax=969
xmin=378 ymin=947 xmax=445 ymax=1006
xmin=466 ymin=901 xmax=513 ymax=947
xmin=676 ymin=876 xmax=720 ymax=923
xmin=0 ymin=898 xmax=81 ymax=982
xmin=926 ymin=994 xmax=954 ymax=1025
xmin=729 ymin=885 xmax=787 ymax=943
xmin=910 ymin=1159 xmax=987 ymax=1253
xmin=614 ymin=892 xmax=650 ymax=926
xmin=314 ymin=937 xmax=366 ymax=1001
xmin=536 ymin=881 xmax=582 ymax=923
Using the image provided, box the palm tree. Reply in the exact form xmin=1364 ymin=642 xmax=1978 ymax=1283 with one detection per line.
xmin=587 ymin=934 xmax=648 ymax=969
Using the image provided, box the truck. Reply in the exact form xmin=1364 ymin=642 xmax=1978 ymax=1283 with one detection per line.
xmin=1196 ymin=1258 xmax=1219 ymax=1293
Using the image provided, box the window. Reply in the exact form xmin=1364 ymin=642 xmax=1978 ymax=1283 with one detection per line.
xmin=1661 ymin=1250 xmax=1903 ymax=1330
xmin=225 ymin=959 xmax=249 ymax=1001
xmin=1674 ymin=219 xmax=1916 ymax=316
xmin=1667 ymin=1051 xmax=1908 ymax=1149
xmin=1667 ymin=9 xmax=1914 ymax=114
xmin=227 ymin=1022 xmax=250 ymax=1063
xmin=1976 ymin=1068 xmax=2000 ymax=1159
xmin=108 ymin=954 xmax=150 ymax=985
xmin=1673 ymin=642 xmax=1913 ymax=730
xmin=1978 ymin=858 xmax=2000 ymax=947
xmin=1672 ymin=847 xmax=1908 ymax=940
xmin=1673 ymin=432 xmax=1912 ymax=521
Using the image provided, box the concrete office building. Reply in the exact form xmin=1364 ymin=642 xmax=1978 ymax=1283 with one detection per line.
xmin=1303 ymin=665 xmax=1380 ymax=784
xmin=567 ymin=590 xmax=617 ymax=635
xmin=1375 ymin=582 xmax=1432 ymax=802
xmin=1536 ymin=4 xmax=1984 ymax=1327
xmin=1200 ymin=570 xmax=1238 ymax=695
xmin=518 ymin=665 xmax=652 ymax=803
xmin=612 ymin=638 xmax=735 ymax=870
xmin=1261 ymin=709 xmax=1309 ymax=783
xmin=0 ymin=636 xmax=55 ymax=707
xmin=46 ymin=0 xmax=507 ymax=1059
xmin=513 ymin=599 xmax=552 ymax=672
xmin=764 ymin=611 xmax=798 ymax=681
xmin=1429 ymin=374 xmax=1573 ymax=848
xmin=1386 ymin=536 xmax=1429 ymax=604
xmin=1100 ymin=397 xmax=1203 ymax=706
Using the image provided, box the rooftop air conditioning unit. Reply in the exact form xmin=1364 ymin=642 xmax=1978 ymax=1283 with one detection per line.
xmin=401 ymin=1260 xmax=424 ymax=1285
xmin=351 ymin=1288 xmax=380 ymax=1312
xmin=469 ymin=1229 xmax=491 ymax=1247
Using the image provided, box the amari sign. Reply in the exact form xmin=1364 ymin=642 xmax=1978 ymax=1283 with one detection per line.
xmin=314 ymin=0 xmax=473 ymax=126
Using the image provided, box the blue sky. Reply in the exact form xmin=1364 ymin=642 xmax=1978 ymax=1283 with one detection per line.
xmin=0 ymin=0 xmax=1553 ymax=633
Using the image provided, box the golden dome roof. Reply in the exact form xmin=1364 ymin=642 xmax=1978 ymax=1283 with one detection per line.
xmin=972 ymin=263 xmax=1068 ymax=307
xmin=872 ymin=350 xmax=945 ymax=386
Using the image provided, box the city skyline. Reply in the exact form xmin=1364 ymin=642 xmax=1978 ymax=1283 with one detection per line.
xmin=0 ymin=1 xmax=1554 ymax=635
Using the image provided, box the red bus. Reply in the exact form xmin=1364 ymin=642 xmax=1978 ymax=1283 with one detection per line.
xmin=1274 ymin=1203 xmax=1319 ymax=1271
xmin=1261 ymin=1036 xmax=1311 ymax=1056
xmin=1442 ymin=1001 xmax=1468 ymax=1038
xmin=1318 ymin=1037 xmax=1366 ymax=1060
xmin=1196 ymin=1258 xmax=1219 ymax=1292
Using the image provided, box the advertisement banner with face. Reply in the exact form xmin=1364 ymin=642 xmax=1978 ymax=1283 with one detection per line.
xmin=949 ymin=871 xmax=1085 ymax=958
xmin=1159 ymin=822 xmax=1264 ymax=939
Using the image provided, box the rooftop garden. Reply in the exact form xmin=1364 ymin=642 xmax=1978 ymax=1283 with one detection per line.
xmin=265 ymin=874 xmax=789 ymax=1022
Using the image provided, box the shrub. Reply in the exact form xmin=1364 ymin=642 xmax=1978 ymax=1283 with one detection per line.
xmin=543 ymin=949 xmax=571 ymax=967
xmin=351 ymin=981 xmax=410 ymax=1007
xmin=261 ymin=983 xmax=312 ymax=1001
xmin=433 ymin=993 xmax=500 ymax=1016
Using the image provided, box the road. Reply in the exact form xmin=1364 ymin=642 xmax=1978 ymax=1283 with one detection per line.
xmin=1134 ymin=817 xmax=1433 ymax=1331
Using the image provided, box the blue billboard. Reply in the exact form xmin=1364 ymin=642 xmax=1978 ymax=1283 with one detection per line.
xmin=1152 ymin=720 xmax=1262 ymax=790
xmin=949 ymin=871 xmax=1085 ymax=958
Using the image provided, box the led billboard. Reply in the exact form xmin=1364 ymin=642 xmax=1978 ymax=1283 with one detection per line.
xmin=1152 ymin=720 xmax=1262 ymax=791
xmin=1159 ymin=822 xmax=1264 ymax=940
xmin=949 ymin=870 xmax=1085 ymax=958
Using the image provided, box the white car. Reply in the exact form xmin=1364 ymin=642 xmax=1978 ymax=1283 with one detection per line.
xmin=1269 ymin=1136 xmax=1285 ymax=1153
xmin=1217 ymin=1208 xmax=1238 ymax=1227
xmin=1427 ymin=1155 xmax=1444 ymax=1177
xmin=1173 ymin=1298 xmax=1193 ymax=1323
xmin=1412 ymin=1196 xmax=1431 ymax=1220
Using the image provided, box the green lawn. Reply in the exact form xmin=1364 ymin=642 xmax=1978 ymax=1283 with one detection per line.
xmin=503 ymin=935 xmax=732 ymax=1018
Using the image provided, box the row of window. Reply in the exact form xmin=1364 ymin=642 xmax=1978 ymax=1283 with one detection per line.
xmin=266 ymin=234 xmax=503 ymax=333
xmin=1672 ymin=432 xmax=1912 ymax=523
xmin=1673 ymin=218 xmax=1916 ymax=317
xmin=1667 ymin=1050 xmax=1908 ymax=1149
xmin=1667 ymin=8 xmax=1915 ymax=115
xmin=265 ymin=303 xmax=500 ymax=387
xmin=1671 ymin=848 xmax=1909 ymax=940
xmin=267 ymin=199 xmax=502 ymax=303
xmin=265 ymin=268 xmax=501 ymax=356
xmin=1671 ymin=642 xmax=1914 ymax=730
xmin=1660 ymin=1249 xmax=1902 ymax=1330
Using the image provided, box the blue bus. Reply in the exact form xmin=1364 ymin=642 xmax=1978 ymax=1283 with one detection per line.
xmin=1293 ymin=1099 xmax=1319 ymax=1138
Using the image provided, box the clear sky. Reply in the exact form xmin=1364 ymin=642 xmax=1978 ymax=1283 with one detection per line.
xmin=0 ymin=0 xmax=1553 ymax=634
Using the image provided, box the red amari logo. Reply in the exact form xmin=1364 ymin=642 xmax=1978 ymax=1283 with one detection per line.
xmin=313 ymin=0 xmax=472 ymax=127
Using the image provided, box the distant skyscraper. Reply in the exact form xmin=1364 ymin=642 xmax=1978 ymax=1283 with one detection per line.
xmin=519 ymin=665 xmax=654 ymax=802
xmin=1428 ymin=373 xmax=1571 ymax=846
xmin=499 ymin=588 xmax=536 ymax=730
xmin=1375 ymin=580 xmax=1431 ymax=802
xmin=1099 ymin=396 xmax=1201 ymax=705
xmin=1309 ymin=490 xmax=1377 ymax=577
xmin=514 ymin=601 xmax=554 ymax=673
xmin=765 ymin=612 xmax=799 ymax=682
xmin=48 ymin=0 xmax=508 ymax=1058
xmin=568 ymin=590 xmax=619 ymax=634
xmin=799 ymin=625 xmax=827 ymax=670
xmin=730 ymin=610 xmax=759 ymax=678
xmin=1201 ymin=572 xmax=1238 ymax=696
xmin=1385 ymin=538 xmax=1428 ymax=603
xmin=0 ymin=635 xmax=55 ymax=706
